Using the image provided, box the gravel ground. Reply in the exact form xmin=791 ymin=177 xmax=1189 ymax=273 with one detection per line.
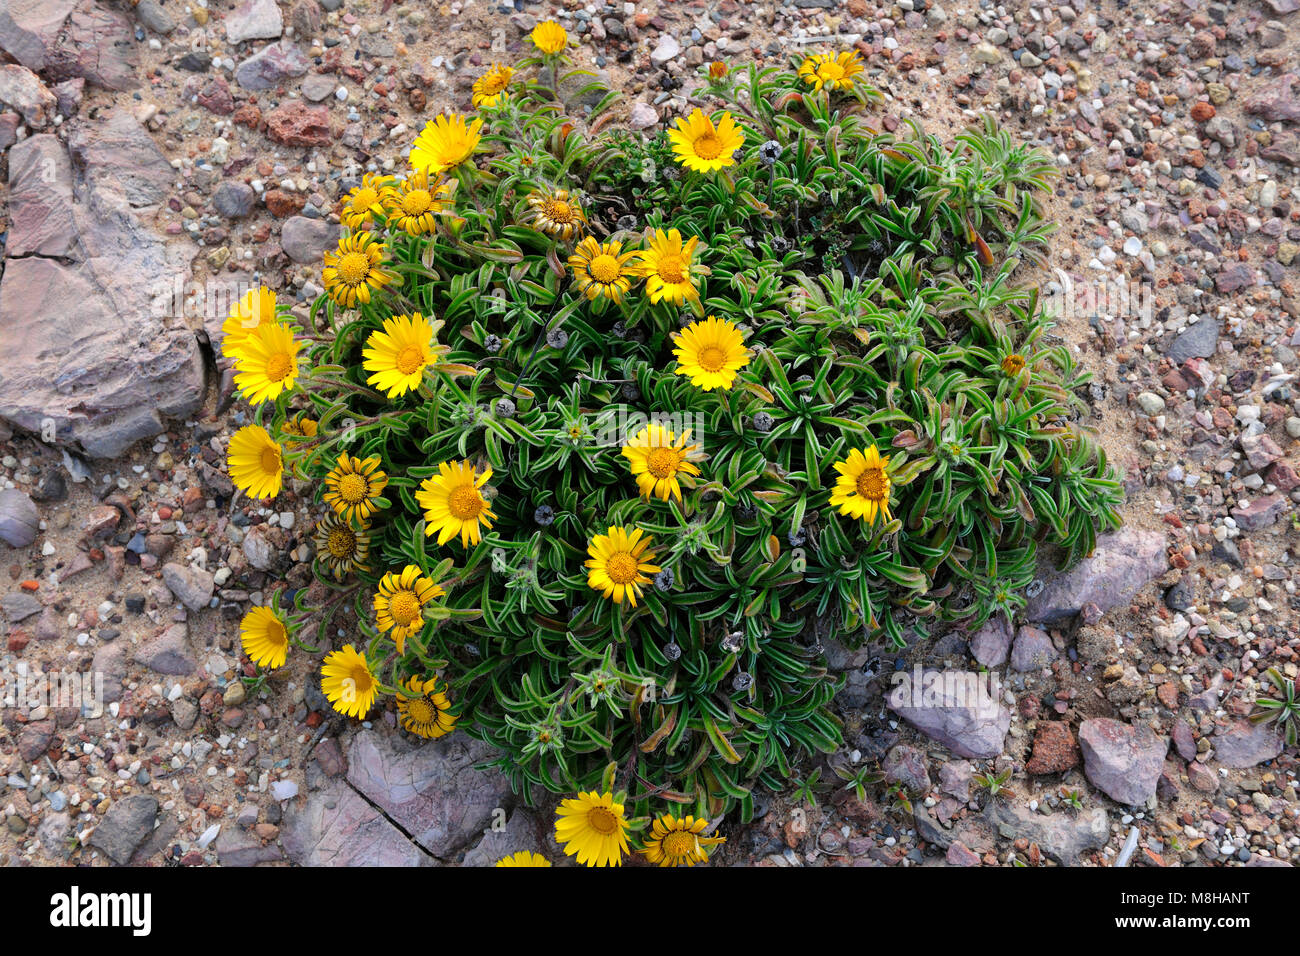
xmin=0 ymin=0 xmax=1295 ymax=866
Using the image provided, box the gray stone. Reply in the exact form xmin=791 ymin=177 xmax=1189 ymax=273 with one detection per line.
xmin=1024 ymin=529 xmax=1167 ymax=625
xmin=984 ymin=800 xmax=1109 ymax=864
xmin=651 ymin=34 xmax=681 ymax=67
xmin=1010 ymin=625 xmax=1055 ymax=672
xmin=346 ymin=729 xmax=515 ymax=857
xmin=282 ymin=780 xmax=433 ymax=866
xmin=629 ymin=101 xmax=658 ymax=130
xmin=213 ymin=181 xmax=255 ymax=218
xmin=301 ymin=73 xmax=336 ymax=102
xmin=0 ymin=0 xmax=78 ymax=73
xmin=234 ymin=40 xmax=309 ymax=90
xmin=89 ymin=794 xmax=157 ymax=864
xmin=1230 ymin=494 xmax=1287 ymax=532
xmin=161 ymin=562 xmax=214 ymax=611
xmin=134 ymin=0 xmax=173 ymax=34
xmin=887 ymin=668 xmax=1011 ymax=759
xmin=1165 ymin=320 xmax=1219 ymax=364
xmin=968 ymin=616 xmax=1011 ymax=668
xmin=460 ymin=808 xmax=548 ymax=867
xmin=46 ymin=0 xmax=138 ymax=91
xmin=1078 ymin=718 xmax=1167 ymax=805
xmin=134 ymin=623 xmax=196 ymax=676
xmin=1211 ymin=720 xmax=1283 ymax=769
xmin=0 ymin=488 xmax=39 ymax=547
xmin=226 ymin=0 xmax=283 ymax=43
xmin=216 ymin=823 xmax=284 ymax=866
xmin=6 ymin=135 xmax=74 ymax=257
xmin=883 ymin=744 xmax=931 ymax=792
xmin=280 ymin=215 xmax=337 ymax=264
xmin=92 ymin=642 xmax=125 ymax=702
xmin=2 ymin=591 xmax=41 ymax=622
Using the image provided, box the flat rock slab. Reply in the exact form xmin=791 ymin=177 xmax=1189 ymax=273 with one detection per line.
xmin=983 ymin=800 xmax=1109 ymax=865
xmin=0 ymin=114 xmax=203 ymax=457
xmin=1078 ymin=718 xmax=1167 ymax=806
xmin=1025 ymin=529 xmax=1167 ymax=625
xmin=1212 ymin=720 xmax=1283 ymax=769
xmin=281 ymin=780 xmax=433 ymax=867
xmin=346 ymin=728 xmax=515 ymax=858
xmin=89 ymin=794 xmax=157 ymax=864
xmin=459 ymin=808 xmax=551 ymax=867
xmin=887 ymin=667 xmax=1011 ymax=758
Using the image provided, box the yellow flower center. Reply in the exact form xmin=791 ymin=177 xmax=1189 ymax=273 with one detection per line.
xmin=693 ymin=132 xmax=724 ymax=160
xmin=568 ymin=426 xmax=583 ymax=440
xmin=337 ymin=472 xmax=370 ymax=503
xmin=402 ymin=190 xmax=432 ymax=216
xmin=482 ymin=73 xmax=508 ymax=94
xmin=337 ymin=251 xmax=371 ymax=285
xmin=448 ymin=484 xmax=485 ymax=520
xmin=662 ymin=830 xmax=696 ymax=858
xmin=697 ymin=345 xmax=726 ymax=373
xmin=586 ymin=806 xmax=619 ymax=835
xmin=605 ymin=551 xmax=640 ymax=585
xmin=655 ymin=255 xmax=687 ymax=285
xmin=388 ymin=590 xmax=421 ymax=626
xmin=263 ymin=618 xmax=288 ymax=647
xmin=545 ymin=199 xmax=575 ymax=222
xmin=820 ymin=62 xmax=845 ymax=82
xmin=587 ymin=254 xmax=622 ymax=284
xmin=856 ymin=467 xmax=887 ymax=501
xmin=327 ymin=528 xmax=356 ymax=558
xmin=351 ymin=188 xmax=378 ymax=212
xmin=259 ymin=446 xmax=281 ymax=475
xmin=397 ymin=345 xmax=426 ymax=376
xmin=348 ymin=663 xmax=375 ymax=694
xmin=406 ymin=696 xmax=436 ymax=723
xmin=265 ymin=352 xmax=293 ymax=382
xmin=646 ymin=447 xmax=681 ymax=479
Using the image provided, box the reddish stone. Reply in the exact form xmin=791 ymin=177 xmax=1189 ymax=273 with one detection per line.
xmin=264 ymin=188 xmax=305 ymax=217
xmin=1025 ymin=721 xmax=1080 ymax=774
xmin=1267 ymin=460 xmax=1300 ymax=492
xmin=946 ymin=841 xmax=981 ymax=866
xmin=266 ymin=102 xmax=331 ymax=146
xmin=1157 ymin=682 xmax=1179 ymax=709
xmin=7 ymin=630 xmax=29 ymax=652
xmin=1190 ymin=101 xmax=1216 ymax=122
xmin=196 ymin=77 xmax=234 ymax=115
xmin=232 ymin=104 xmax=262 ymax=128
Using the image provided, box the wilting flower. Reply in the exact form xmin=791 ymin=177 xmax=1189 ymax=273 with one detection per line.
xmin=759 ymin=140 xmax=783 ymax=165
xmin=395 ymin=674 xmax=458 ymax=739
xmin=641 ymin=814 xmax=726 ymax=867
xmin=227 ymin=425 xmax=284 ymax=500
xmin=233 ymin=322 xmax=300 ymax=405
xmin=708 ymin=60 xmax=729 ymax=79
xmin=635 ymin=228 xmax=703 ymax=305
xmin=621 ymin=423 xmax=704 ymax=502
xmin=415 ymin=460 xmax=496 ymax=547
xmin=220 ymin=287 xmax=280 ymax=360
xmin=496 ymin=851 xmax=552 ymax=867
xmin=322 ymin=232 xmax=397 ymax=308
xmin=312 ymin=512 xmax=370 ymax=580
xmin=239 ymin=605 xmax=290 ymax=670
xmin=667 ymin=108 xmax=744 ymax=173
xmin=320 ymin=644 xmax=378 ymax=719
xmin=568 ymin=237 xmax=637 ymax=303
xmin=829 ymin=444 xmax=893 ymax=525
xmin=530 ymin=20 xmax=568 ymax=55
xmin=410 ymin=113 xmax=482 ymax=175
xmin=798 ymin=50 xmax=864 ymax=93
xmin=322 ymin=453 xmax=388 ymax=524
xmin=528 ymin=188 xmax=586 ymax=240
xmin=362 ymin=312 xmax=446 ymax=398
xmin=382 ymin=168 xmax=452 ymax=236
xmin=280 ymin=413 xmax=318 ymax=439
xmin=374 ymin=565 xmax=445 ymax=654
xmin=554 ymin=791 xmax=630 ymax=867
xmin=671 ymin=315 xmax=751 ymax=391
xmin=1001 ymin=353 xmax=1026 ymax=376
xmin=472 ymin=63 xmax=515 ymax=108
xmin=585 ymin=525 xmax=660 ymax=607
xmin=340 ymin=173 xmax=392 ymax=230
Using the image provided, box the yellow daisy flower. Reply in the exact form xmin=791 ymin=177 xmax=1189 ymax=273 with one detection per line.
xmin=554 ymin=791 xmax=630 ymax=867
xmin=233 ymin=321 xmax=301 ymax=405
xmin=472 ymin=63 xmax=515 ymax=108
xmin=220 ymin=287 xmax=280 ymax=360
xmin=530 ymin=20 xmax=568 ymax=55
xmin=322 ymin=453 xmax=388 ymax=524
xmin=568 ymin=237 xmax=637 ymax=303
xmin=312 ymin=512 xmax=370 ymax=580
xmin=340 ymin=172 xmax=392 ymax=230
xmin=410 ymin=113 xmax=482 ymax=175
xmin=415 ymin=460 xmax=496 ymax=547
xmin=798 ymin=50 xmax=864 ymax=93
xmin=382 ymin=168 xmax=453 ymax=236
xmin=320 ymin=644 xmax=378 ymax=719
xmin=671 ymin=315 xmax=751 ymax=391
xmin=239 ymin=605 xmax=290 ymax=670
xmin=528 ymin=188 xmax=586 ymax=240
xmin=829 ymin=444 xmax=894 ymax=525
xmin=322 ymin=232 xmax=397 ymax=309
xmin=496 ymin=851 xmax=552 ymax=867
xmin=395 ymin=674 xmax=458 ymax=738
xmin=585 ymin=525 xmax=660 ymax=607
xmin=621 ymin=423 xmax=704 ymax=502
xmin=362 ymin=312 xmax=447 ymax=398
xmin=227 ymin=425 xmax=284 ymax=500
xmin=374 ymin=565 xmax=445 ymax=654
xmin=667 ymin=108 xmax=745 ymax=173
xmin=641 ymin=814 xmax=726 ymax=867
xmin=635 ymin=228 xmax=704 ymax=305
